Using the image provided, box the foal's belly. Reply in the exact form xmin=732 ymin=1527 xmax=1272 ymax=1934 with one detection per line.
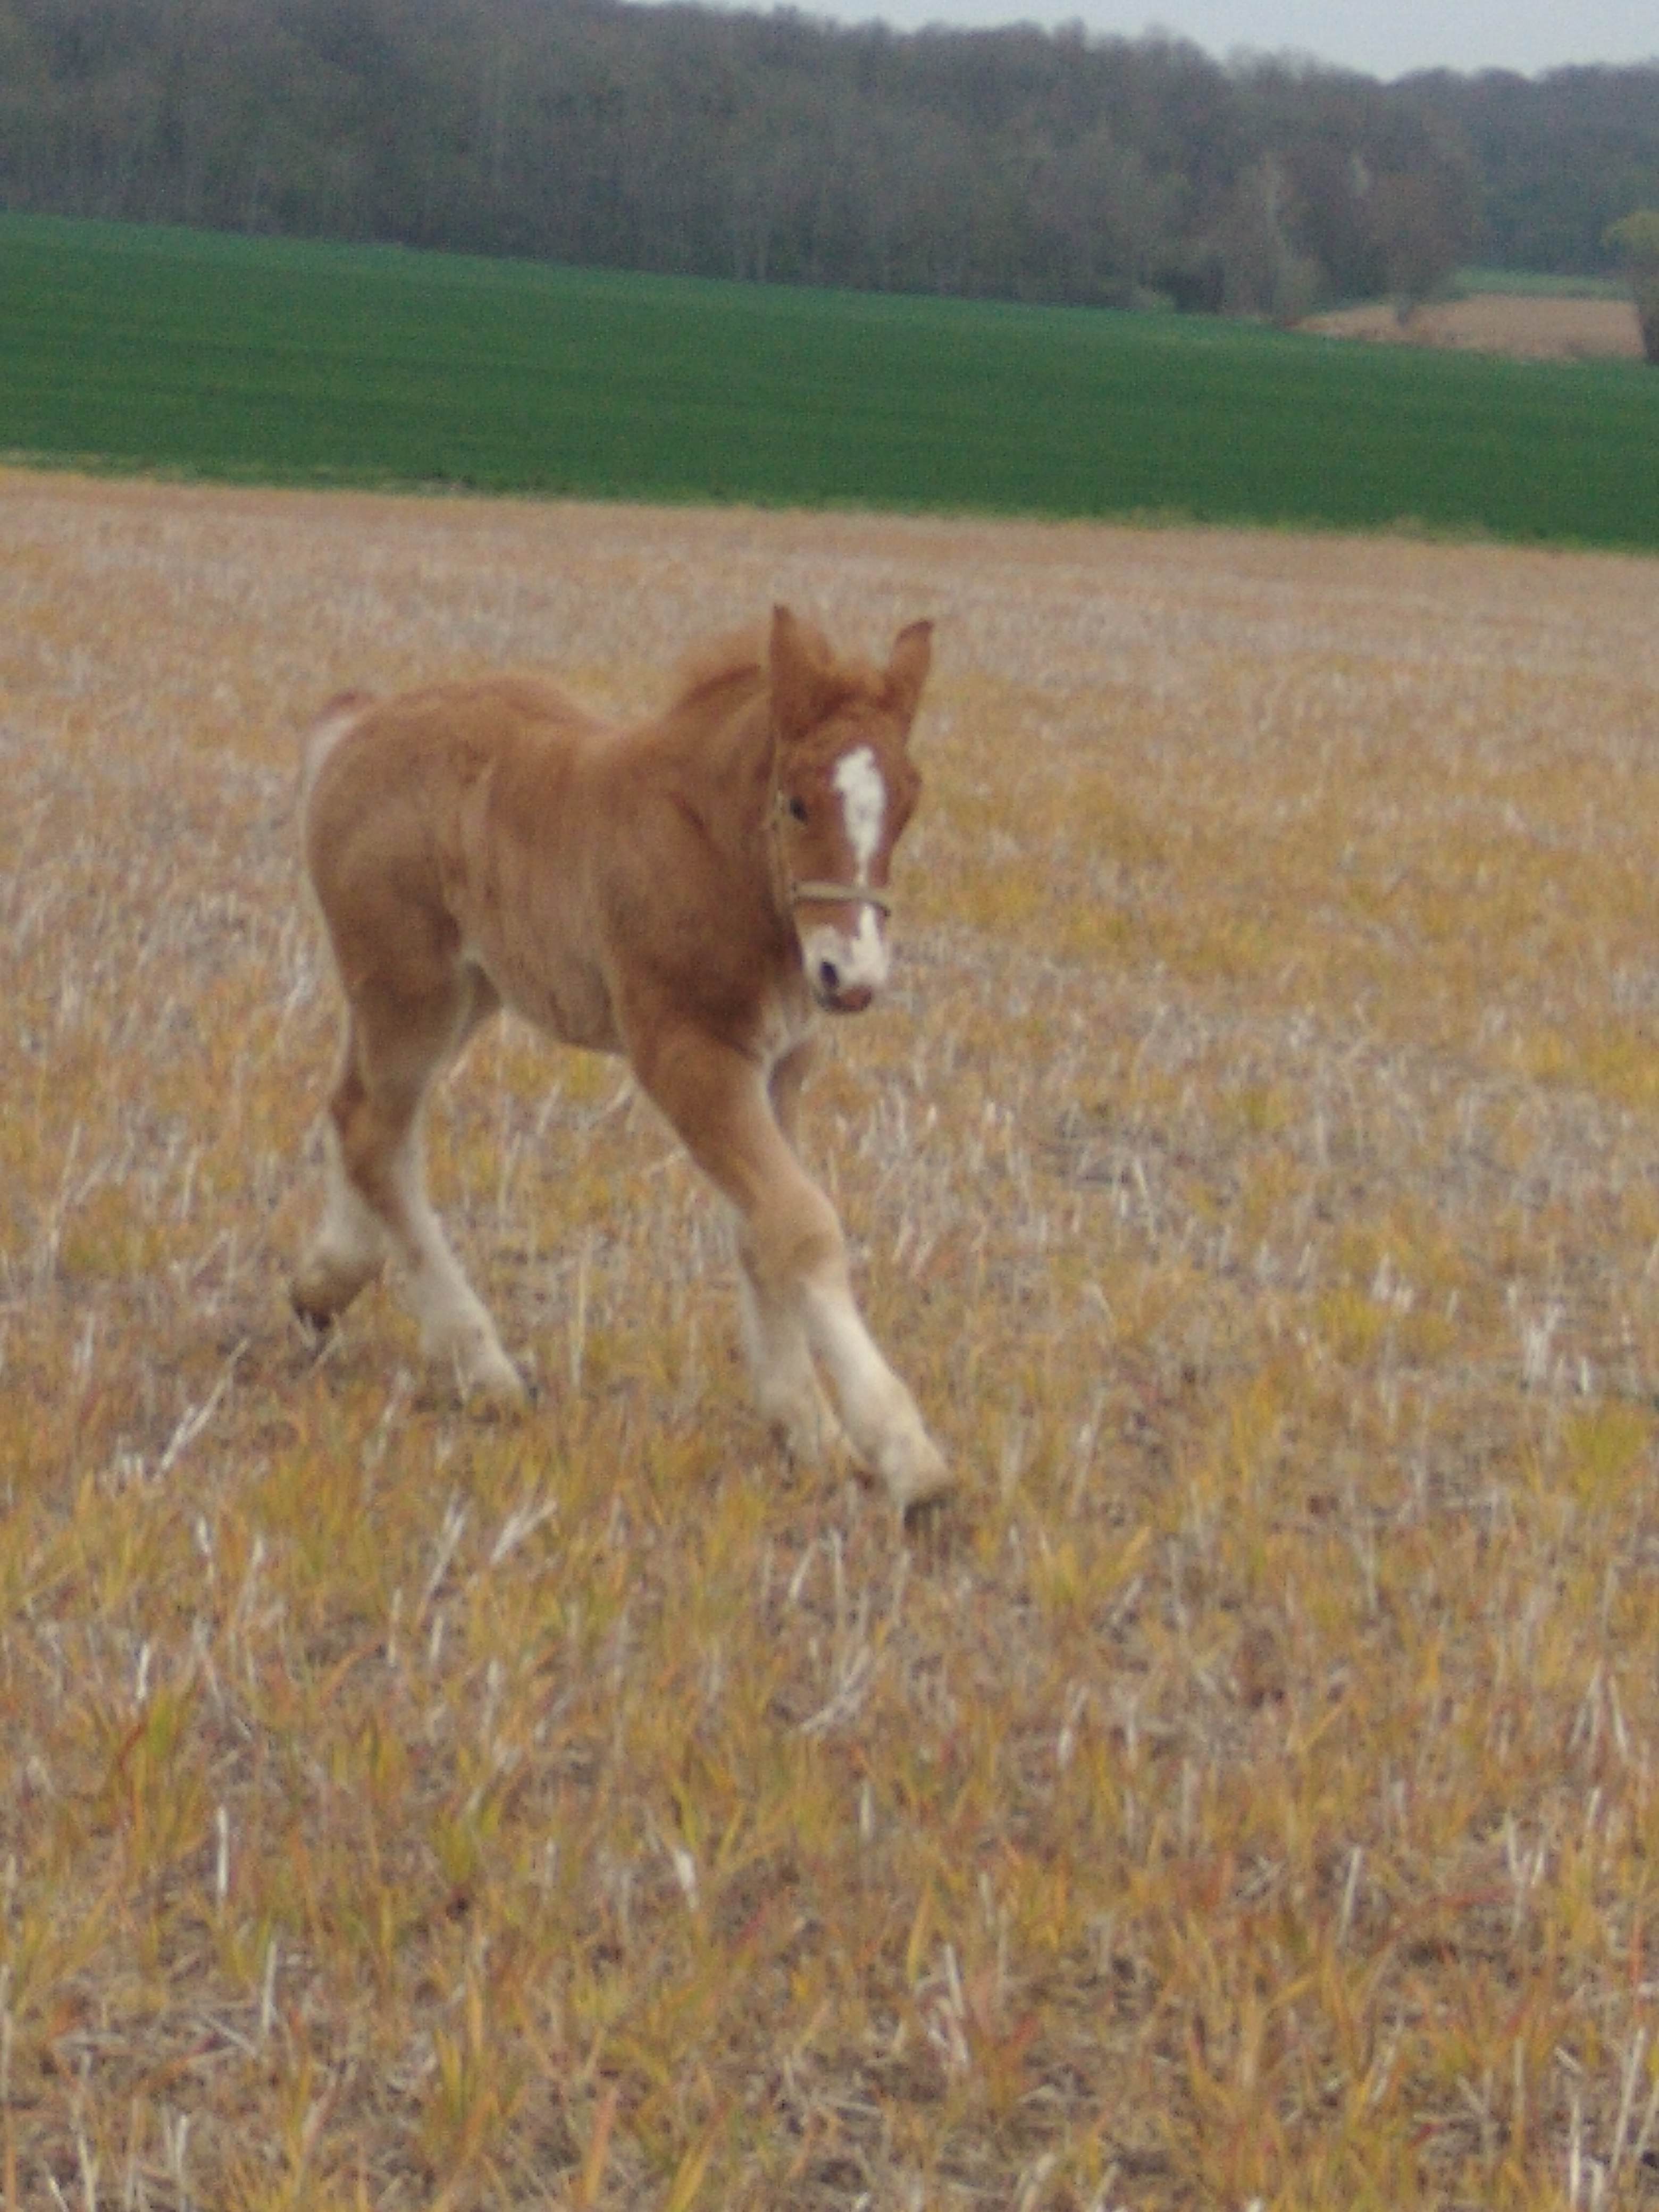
xmin=472 ymin=945 xmax=621 ymax=1056
xmin=521 ymin=972 xmax=621 ymax=1055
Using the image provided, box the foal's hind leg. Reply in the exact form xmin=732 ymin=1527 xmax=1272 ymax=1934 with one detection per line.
xmin=291 ymin=1018 xmax=391 ymax=1329
xmin=294 ymin=971 xmax=525 ymax=1401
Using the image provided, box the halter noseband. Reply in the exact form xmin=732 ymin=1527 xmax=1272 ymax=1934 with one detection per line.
xmin=791 ymin=879 xmax=892 ymax=917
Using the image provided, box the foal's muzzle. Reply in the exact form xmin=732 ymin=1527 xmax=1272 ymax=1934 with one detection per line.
xmin=812 ymin=962 xmax=876 ymax=1016
xmin=795 ymin=886 xmax=892 ymax=1016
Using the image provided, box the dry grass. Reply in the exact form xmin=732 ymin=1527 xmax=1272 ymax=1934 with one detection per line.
xmin=6 ymin=467 xmax=1659 ymax=2208
xmin=1302 ymin=292 xmax=1644 ymax=361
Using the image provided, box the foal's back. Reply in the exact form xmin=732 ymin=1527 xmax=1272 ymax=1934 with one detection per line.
xmin=305 ymin=672 xmax=605 ymax=876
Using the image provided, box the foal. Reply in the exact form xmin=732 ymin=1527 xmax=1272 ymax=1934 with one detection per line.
xmin=291 ymin=607 xmax=950 ymax=1513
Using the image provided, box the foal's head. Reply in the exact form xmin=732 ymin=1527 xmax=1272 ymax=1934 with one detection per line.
xmin=769 ymin=607 xmax=933 ymax=1016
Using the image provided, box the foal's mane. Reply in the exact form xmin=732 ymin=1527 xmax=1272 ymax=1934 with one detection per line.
xmin=667 ymin=628 xmax=770 ymax=719
xmin=666 ymin=619 xmax=878 ymax=729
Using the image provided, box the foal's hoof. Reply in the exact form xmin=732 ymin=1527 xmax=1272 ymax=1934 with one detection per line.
xmin=457 ymin=1371 xmax=530 ymax=1417
xmin=882 ymin=1435 xmax=955 ymax=1522
xmin=451 ymin=1347 xmax=532 ymax=1412
xmin=769 ymin=1388 xmax=851 ymax=1471
xmin=291 ymin=1253 xmax=379 ymax=1335
xmin=291 ymin=1293 xmax=336 ymax=1342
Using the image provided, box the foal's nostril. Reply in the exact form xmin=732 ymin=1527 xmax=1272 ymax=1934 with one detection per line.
xmin=817 ymin=957 xmax=841 ymax=998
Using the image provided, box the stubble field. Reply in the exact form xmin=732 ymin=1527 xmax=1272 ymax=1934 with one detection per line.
xmin=1303 ymin=292 xmax=1643 ymax=363
xmin=6 ymin=470 xmax=1659 ymax=2209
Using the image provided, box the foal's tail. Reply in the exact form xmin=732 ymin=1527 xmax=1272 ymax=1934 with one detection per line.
xmin=300 ymin=690 xmax=376 ymax=814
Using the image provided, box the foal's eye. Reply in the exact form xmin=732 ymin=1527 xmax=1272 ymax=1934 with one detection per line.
xmin=786 ymin=796 xmax=809 ymax=823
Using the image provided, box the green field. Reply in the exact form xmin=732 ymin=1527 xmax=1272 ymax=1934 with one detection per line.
xmin=3 ymin=214 xmax=1658 ymax=546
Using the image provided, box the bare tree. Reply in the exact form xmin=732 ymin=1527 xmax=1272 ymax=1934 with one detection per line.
xmin=1605 ymin=209 xmax=1659 ymax=363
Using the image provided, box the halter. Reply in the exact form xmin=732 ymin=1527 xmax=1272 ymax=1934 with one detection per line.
xmin=771 ymin=791 xmax=893 ymax=918
xmin=791 ymin=879 xmax=892 ymax=917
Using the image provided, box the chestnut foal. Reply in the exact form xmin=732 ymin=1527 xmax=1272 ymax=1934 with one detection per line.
xmin=291 ymin=607 xmax=950 ymax=1513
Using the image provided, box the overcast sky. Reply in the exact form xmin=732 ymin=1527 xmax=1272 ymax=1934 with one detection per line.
xmin=781 ymin=0 xmax=1657 ymax=81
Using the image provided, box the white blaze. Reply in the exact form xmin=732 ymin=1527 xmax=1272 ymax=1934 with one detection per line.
xmin=799 ymin=746 xmax=893 ymax=1004
xmin=834 ymin=745 xmax=886 ymax=882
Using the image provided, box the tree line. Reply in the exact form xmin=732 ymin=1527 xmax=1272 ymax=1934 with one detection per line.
xmin=3 ymin=0 xmax=1656 ymax=316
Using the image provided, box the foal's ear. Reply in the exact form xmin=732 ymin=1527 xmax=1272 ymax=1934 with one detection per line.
xmin=770 ymin=605 xmax=837 ymax=743
xmin=885 ymin=619 xmax=933 ymax=731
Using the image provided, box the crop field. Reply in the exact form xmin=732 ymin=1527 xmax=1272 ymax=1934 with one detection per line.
xmin=5 ymin=216 xmax=1659 ymax=550
xmin=6 ymin=467 xmax=1659 ymax=2210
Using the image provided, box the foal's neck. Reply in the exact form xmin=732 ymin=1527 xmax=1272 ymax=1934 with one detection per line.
xmin=655 ymin=672 xmax=776 ymax=846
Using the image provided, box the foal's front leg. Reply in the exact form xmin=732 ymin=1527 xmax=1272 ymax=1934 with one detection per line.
xmin=734 ymin=1242 xmax=848 ymax=1468
xmin=639 ymin=1030 xmax=950 ymax=1513
xmin=733 ymin=1043 xmax=848 ymax=1466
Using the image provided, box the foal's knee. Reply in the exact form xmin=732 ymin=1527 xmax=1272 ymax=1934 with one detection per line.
xmin=749 ymin=1184 xmax=845 ymax=1301
xmin=332 ymin=1077 xmax=419 ymax=1195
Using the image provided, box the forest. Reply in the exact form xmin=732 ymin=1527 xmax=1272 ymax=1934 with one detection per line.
xmin=2 ymin=0 xmax=1656 ymax=315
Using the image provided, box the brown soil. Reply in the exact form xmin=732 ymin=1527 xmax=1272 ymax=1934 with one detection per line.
xmin=1302 ymin=290 xmax=1644 ymax=362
